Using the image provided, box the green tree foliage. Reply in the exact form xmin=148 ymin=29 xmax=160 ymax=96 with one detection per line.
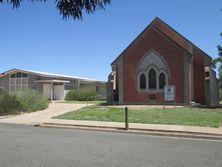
xmin=0 ymin=0 xmax=111 ymax=20
xmin=212 ymin=33 xmax=222 ymax=100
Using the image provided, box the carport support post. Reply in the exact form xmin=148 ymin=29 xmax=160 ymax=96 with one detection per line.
xmin=125 ymin=107 xmax=129 ymax=130
xmin=50 ymin=81 xmax=53 ymax=101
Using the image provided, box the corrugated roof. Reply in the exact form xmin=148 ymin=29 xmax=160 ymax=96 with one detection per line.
xmin=2 ymin=68 xmax=106 ymax=83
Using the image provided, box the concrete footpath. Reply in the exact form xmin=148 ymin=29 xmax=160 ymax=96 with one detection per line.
xmin=1 ymin=103 xmax=222 ymax=140
xmin=41 ymin=119 xmax=222 ymax=140
xmin=0 ymin=103 xmax=87 ymax=125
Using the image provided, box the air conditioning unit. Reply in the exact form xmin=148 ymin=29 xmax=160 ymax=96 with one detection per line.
xmin=204 ymin=67 xmax=210 ymax=80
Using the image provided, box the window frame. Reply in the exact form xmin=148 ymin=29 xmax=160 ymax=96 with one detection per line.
xmin=159 ymin=72 xmax=166 ymax=89
xmin=148 ymin=68 xmax=157 ymax=90
xmin=139 ymin=73 xmax=146 ymax=90
xmin=9 ymin=72 xmax=28 ymax=92
xmin=137 ymin=68 xmax=168 ymax=93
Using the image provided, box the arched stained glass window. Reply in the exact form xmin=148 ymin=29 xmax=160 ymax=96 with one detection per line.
xmin=159 ymin=73 xmax=166 ymax=89
xmin=148 ymin=69 xmax=156 ymax=89
xmin=140 ymin=73 xmax=146 ymax=89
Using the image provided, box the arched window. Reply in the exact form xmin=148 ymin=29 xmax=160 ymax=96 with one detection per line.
xmin=148 ymin=69 xmax=156 ymax=89
xmin=159 ymin=73 xmax=166 ymax=89
xmin=139 ymin=73 xmax=146 ymax=89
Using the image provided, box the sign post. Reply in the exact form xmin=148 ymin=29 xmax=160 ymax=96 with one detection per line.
xmin=163 ymin=85 xmax=176 ymax=109
xmin=125 ymin=107 xmax=128 ymax=130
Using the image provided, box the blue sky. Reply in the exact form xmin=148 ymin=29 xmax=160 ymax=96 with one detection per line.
xmin=0 ymin=0 xmax=221 ymax=81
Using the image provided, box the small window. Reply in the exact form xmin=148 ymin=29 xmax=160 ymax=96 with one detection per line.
xmin=16 ymin=78 xmax=22 ymax=84
xmin=22 ymin=73 xmax=27 ymax=77
xmin=16 ymin=72 xmax=22 ymax=78
xmin=10 ymin=74 xmax=16 ymax=78
xmin=96 ymin=86 xmax=99 ymax=93
xmin=10 ymin=78 xmax=16 ymax=85
xmin=148 ymin=69 xmax=156 ymax=89
xmin=22 ymin=78 xmax=28 ymax=84
xmin=159 ymin=73 xmax=166 ymax=89
xmin=139 ymin=73 xmax=146 ymax=89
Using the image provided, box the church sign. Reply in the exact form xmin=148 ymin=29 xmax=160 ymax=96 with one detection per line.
xmin=164 ymin=85 xmax=175 ymax=101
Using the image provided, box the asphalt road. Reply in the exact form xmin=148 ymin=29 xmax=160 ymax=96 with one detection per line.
xmin=0 ymin=123 xmax=222 ymax=167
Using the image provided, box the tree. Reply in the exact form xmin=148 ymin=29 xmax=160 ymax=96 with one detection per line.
xmin=0 ymin=0 xmax=111 ymax=20
xmin=212 ymin=33 xmax=222 ymax=100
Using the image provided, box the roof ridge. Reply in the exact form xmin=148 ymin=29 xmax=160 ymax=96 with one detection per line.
xmin=111 ymin=17 xmax=159 ymax=65
xmin=153 ymin=18 xmax=211 ymax=58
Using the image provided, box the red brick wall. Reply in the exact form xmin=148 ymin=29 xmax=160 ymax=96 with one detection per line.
xmin=193 ymin=48 xmax=205 ymax=104
xmin=153 ymin=20 xmax=193 ymax=54
xmin=123 ymin=27 xmax=185 ymax=104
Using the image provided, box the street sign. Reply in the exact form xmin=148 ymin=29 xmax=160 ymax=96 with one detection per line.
xmin=164 ymin=85 xmax=175 ymax=101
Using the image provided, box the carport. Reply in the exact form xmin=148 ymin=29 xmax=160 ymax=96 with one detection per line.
xmin=35 ymin=80 xmax=69 ymax=101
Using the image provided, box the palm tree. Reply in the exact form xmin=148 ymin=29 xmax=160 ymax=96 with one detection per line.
xmin=0 ymin=0 xmax=111 ymax=20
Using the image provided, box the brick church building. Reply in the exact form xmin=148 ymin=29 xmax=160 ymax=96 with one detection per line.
xmin=107 ymin=18 xmax=219 ymax=106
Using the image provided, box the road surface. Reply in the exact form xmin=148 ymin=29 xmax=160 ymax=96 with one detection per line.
xmin=0 ymin=123 xmax=221 ymax=167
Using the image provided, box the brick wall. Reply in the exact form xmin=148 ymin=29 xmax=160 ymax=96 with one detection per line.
xmin=123 ymin=27 xmax=185 ymax=104
xmin=153 ymin=20 xmax=193 ymax=54
xmin=193 ymin=48 xmax=205 ymax=104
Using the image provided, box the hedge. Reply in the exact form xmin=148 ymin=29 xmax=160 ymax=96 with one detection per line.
xmin=65 ymin=89 xmax=97 ymax=101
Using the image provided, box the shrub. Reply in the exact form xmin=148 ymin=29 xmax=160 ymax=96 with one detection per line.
xmin=15 ymin=89 xmax=49 ymax=112
xmin=0 ymin=94 xmax=20 ymax=115
xmin=0 ymin=87 xmax=6 ymax=95
xmin=0 ymin=88 xmax=6 ymax=100
xmin=65 ymin=89 xmax=97 ymax=101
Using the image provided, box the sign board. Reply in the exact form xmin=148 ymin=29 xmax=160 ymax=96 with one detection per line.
xmin=164 ymin=85 xmax=175 ymax=101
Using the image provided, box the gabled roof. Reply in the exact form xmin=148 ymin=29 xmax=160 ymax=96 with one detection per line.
xmin=111 ymin=17 xmax=211 ymax=65
xmin=1 ymin=68 xmax=106 ymax=83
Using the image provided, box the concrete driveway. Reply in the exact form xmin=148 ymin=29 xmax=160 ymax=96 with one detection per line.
xmin=0 ymin=102 xmax=87 ymax=125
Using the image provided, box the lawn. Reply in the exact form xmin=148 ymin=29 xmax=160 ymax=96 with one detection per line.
xmin=54 ymin=105 xmax=222 ymax=128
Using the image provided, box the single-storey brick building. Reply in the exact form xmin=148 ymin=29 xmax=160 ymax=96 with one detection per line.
xmin=107 ymin=17 xmax=219 ymax=106
xmin=0 ymin=69 xmax=106 ymax=100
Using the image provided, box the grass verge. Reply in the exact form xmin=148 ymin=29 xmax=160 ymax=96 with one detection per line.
xmin=54 ymin=105 xmax=222 ymax=128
